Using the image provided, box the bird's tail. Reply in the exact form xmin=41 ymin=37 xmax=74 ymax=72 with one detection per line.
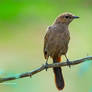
xmin=53 ymin=57 xmax=64 ymax=90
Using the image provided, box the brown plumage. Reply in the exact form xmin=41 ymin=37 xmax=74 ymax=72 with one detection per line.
xmin=43 ymin=12 xmax=79 ymax=90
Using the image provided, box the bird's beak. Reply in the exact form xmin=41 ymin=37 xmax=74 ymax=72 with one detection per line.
xmin=73 ymin=16 xmax=80 ymax=19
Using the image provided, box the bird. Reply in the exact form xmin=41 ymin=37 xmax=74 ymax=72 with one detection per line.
xmin=43 ymin=12 xmax=79 ymax=90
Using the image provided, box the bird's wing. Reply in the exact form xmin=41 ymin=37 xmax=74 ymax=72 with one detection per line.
xmin=43 ymin=26 xmax=52 ymax=59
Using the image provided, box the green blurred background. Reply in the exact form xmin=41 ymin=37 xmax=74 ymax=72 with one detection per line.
xmin=0 ymin=0 xmax=92 ymax=92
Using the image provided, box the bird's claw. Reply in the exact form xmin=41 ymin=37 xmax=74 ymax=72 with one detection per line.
xmin=45 ymin=61 xmax=48 ymax=71
xmin=66 ymin=59 xmax=71 ymax=68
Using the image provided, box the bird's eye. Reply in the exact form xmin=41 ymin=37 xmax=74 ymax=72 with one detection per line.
xmin=65 ymin=16 xmax=69 ymax=18
xmin=65 ymin=16 xmax=71 ymax=19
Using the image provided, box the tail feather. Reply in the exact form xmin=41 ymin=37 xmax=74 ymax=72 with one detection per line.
xmin=53 ymin=58 xmax=65 ymax=90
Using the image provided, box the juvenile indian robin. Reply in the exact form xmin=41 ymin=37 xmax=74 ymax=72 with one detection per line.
xmin=43 ymin=13 xmax=79 ymax=90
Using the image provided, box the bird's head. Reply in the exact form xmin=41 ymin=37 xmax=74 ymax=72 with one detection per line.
xmin=55 ymin=13 xmax=79 ymax=25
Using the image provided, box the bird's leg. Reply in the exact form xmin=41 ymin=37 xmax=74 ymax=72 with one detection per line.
xmin=45 ymin=59 xmax=49 ymax=71
xmin=65 ymin=55 xmax=71 ymax=68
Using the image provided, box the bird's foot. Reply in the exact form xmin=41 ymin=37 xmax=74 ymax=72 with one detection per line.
xmin=66 ymin=59 xmax=71 ymax=68
xmin=45 ymin=61 xmax=48 ymax=71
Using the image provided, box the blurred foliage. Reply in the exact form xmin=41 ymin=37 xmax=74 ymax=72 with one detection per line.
xmin=0 ymin=0 xmax=92 ymax=92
